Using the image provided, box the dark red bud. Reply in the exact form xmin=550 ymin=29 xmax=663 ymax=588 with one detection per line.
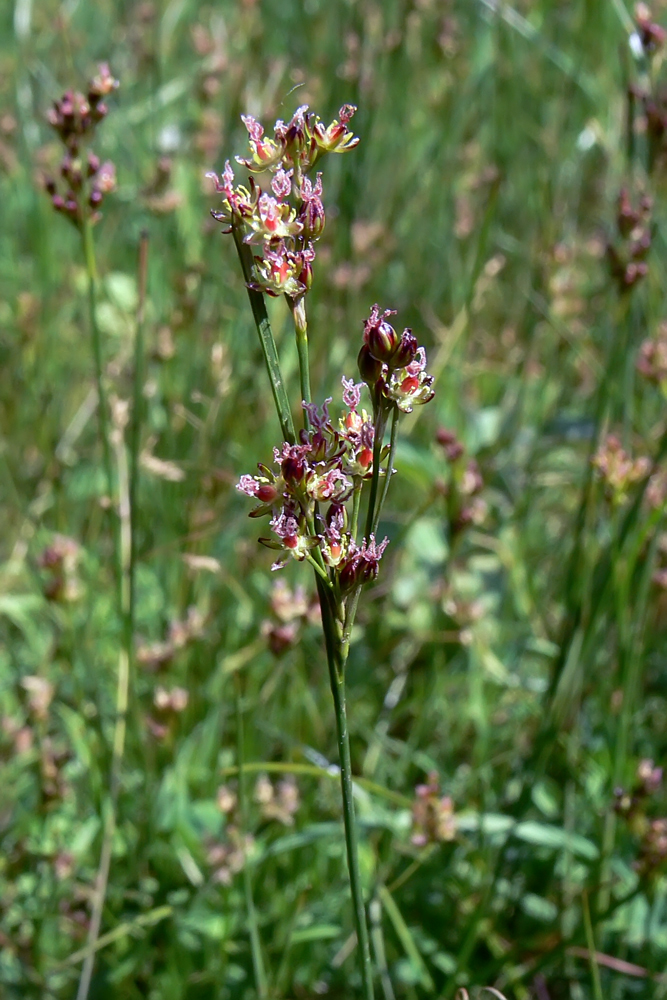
xmin=338 ymin=560 xmax=358 ymax=593
xmin=357 ymin=344 xmax=384 ymax=384
xmin=298 ymin=259 xmax=314 ymax=290
xmin=366 ymin=318 xmax=399 ymax=363
xmin=281 ymin=454 xmax=307 ymax=485
xmin=392 ymin=329 xmax=418 ymax=368
xmin=256 ymin=483 xmax=279 ymax=503
xmin=300 ymin=200 xmax=325 ymax=240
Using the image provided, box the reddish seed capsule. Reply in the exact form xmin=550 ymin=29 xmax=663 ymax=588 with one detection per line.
xmin=256 ymin=483 xmax=279 ymax=503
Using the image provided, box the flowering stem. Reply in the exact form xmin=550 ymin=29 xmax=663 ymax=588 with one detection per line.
xmin=128 ymin=230 xmax=149 ymax=621
xmin=82 ymin=218 xmax=114 ymax=507
xmin=289 ymin=297 xmax=312 ymax=424
xmin=316 ymin=579 xmax=375 ymax=1000
xmin=364 ymin=411 xmax=388 ymax=539
xmin=351 ymin=480 xmax=363 ymax=540
xmin=76 ymin=423 xmax=132 ymax=1000
xmin=232 ymin=221 xmax=296 ymax=444
xmin=372 ymin=407 xmax=399 ymax=536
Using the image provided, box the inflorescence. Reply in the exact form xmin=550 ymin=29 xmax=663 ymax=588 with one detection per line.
xmin=44 ymin=63 xmax=118 ymax=228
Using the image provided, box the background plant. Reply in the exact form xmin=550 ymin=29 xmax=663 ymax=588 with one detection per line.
xmin=3 ymin=1 xmax=667 ymax=999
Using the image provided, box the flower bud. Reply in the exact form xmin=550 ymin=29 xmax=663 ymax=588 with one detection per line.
xmin=256 ymin=483 xmax=279 ymax=504
xmin=357 ymin=345 xmax=384 ymax=384
xmin=299 ymin=197 xmax=325 ymax=240
xmin=87 ymin=152 xmax=100 ymax=177
xmin=366 ymin=316 xmax=399 ymax=363
xmin=281 ymin=449 xmax=308 ymax=486
xmin=392 ymin=329 xmax=418 ymax=368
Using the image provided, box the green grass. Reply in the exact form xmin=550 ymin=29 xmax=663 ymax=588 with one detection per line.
xmin=2 ymin=0 xmax=667 ymax=997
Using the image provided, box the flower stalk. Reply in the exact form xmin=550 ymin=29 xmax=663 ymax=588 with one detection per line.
xmin=208 ymin=103 xmax=434 ymax=1000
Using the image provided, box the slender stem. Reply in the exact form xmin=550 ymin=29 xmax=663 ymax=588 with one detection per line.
xmin=235 ymin=675 xmax=268 ymax=999
xmin=372 ymin=407 xmax=399 ymax=537
xmin=317 ymin=579 xmax=375 ymax=1000
xmin=82 ymin=219 xmax=114 ymax=505
xmin=289 ymin=297 xmax=312 ymax=426
xmin=307 ymin=551 xmax=334 ymax=583
xmin=582 ymin=891 xmax=604 ymax=1000
xmin=364 ymin=411 xmax=387 ymax=540
xmin=77 ymin=426 xmax=132 ymax=1000
xmin=351 ymin=480 xmax=363 ymax=540
xmin=128 ymin=231 xmax=149 ymax=622
xmin=232 ymin=221 xmax=295 ymax=444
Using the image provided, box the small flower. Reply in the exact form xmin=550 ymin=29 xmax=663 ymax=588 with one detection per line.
xmin=208 ymin=160 xmax=258 ymax=231
xmin=261 ymin=509 xmax=317 ymax=570
xmin=341 ymin=376 xmax=363 ymax=409
xmin=246 ymin=191 xmax=303 ymax=243
xmin=592 ymin=434 xmax=651 ymax=504
xmin=298 ymin=171 xmax=325 ymax=239
xmin=384 ymin=347 xmax=435 ymax=412
xmin=637 ymin=323 xmax=667 ymax=385
xmin=307 ymin=466 xmax=351 ymax=502
xmin=319 ymin=508 xmax=352 ymax=568
xmin=237 ymin=471 xmax=281 ymax=511
xmin=338 ymin=534 xmax=389 ymax=592
xmin=271 ymin=166 xmax=293 ymax=198
xmin=363 ymin=304 xmax=399 ymax=363
xmin=251 ymin=241 xmax=314 ymax=298
xmin=311 ymin=104 xmax=360 ymax=156
xmin=411 ymin=772 xmax=457 ymax=846
xmin=237 ymin=114 xmax=284 ymax=172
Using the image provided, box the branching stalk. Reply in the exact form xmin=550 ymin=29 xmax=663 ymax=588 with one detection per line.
xmin=232 ymin=222 xmax=296 ymax=444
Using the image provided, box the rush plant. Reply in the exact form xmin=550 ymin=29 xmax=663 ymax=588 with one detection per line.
xmin=207 ymin=105 xmax=434 ymax=1000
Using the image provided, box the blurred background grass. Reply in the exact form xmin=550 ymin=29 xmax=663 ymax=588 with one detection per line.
xmin=3 ymin=0 xmax=667 ymax=997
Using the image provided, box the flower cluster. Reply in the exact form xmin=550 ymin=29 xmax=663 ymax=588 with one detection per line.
xmin=207 ymin=105 xmax=358 ymax=302
xmin=615 ymin=758 xmax=667 ymax=878
xmin=637 ymin=321 xmax=667 ymax=388
xmin=37 ymin=533 xmax=81 ymax=602
xmin=237 ymin=385 xmax=388 ymax=586
xmin=629 ymin=5 xmax=667 ymax=169
xmin=635 ymin=2 xmax=667 ymax=53
xmin=436 ymin=428 xmax=487 ymax=537
xmin=411 ymin=772 xmax=457 ymax=847
xmin=607 ymin=187 xmax=652 ymax=290
xmin=254 ymin=773 xmax=300 ymax=827
xmin=44 ymin=64 xmax=118 ymax=228
xmin=592 ymin=433 xmax=651 ymax=504
xmin=261 ymin=579 xmax=320 ymax=656
xmin=357 ymin=305 xmax=435 ymax=415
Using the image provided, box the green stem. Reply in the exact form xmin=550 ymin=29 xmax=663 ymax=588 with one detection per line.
xmin=317 ymin=578 xmax=375 ymax=1000
xmin=289 ymin=297 xmax=312 ymax=426
xmin=128 ymin=231 xmax=149 ymax=623
xmin=235 ymin=675 xmax=268 ymax=999
xmin=372 ymin=407 xmax=399 ymax=537
xmin=351 ymin=480 xmax=363 ymax=540
xmin=582 ymin=891 xmax=604 ymax=1000
xmin=364 ymin=411 xmax=387 ymax=540
xmin=77 ymin=428 xmax=132 ymax=1000
xmin=82 ymin=219 xmax=114 ymax=504
xmin=232 ymin=222 xmax=295 ymax=444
